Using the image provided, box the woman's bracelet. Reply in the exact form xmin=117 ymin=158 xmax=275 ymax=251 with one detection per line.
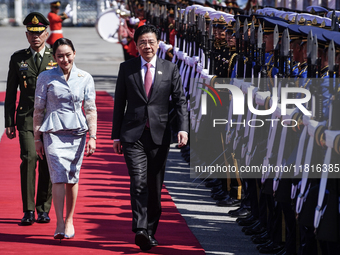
xmin=34 ymin=139 xmax=41 ymax=143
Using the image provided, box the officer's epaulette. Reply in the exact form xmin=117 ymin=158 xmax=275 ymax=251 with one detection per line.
xmin=46 ymin=47 xmax=53 ymax=53
xmin=12 ymin=48 xmax=28 ymax=56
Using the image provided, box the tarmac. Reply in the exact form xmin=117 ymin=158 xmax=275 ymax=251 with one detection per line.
xmin=0 ymin=26 xmax=258 ymax=255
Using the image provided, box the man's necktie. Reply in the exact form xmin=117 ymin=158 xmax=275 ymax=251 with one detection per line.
xmin=145 ymin=63 xmax=152 ymax=98
xmin=145 ymin=63 xmax=152 ymax=128
xmin=36 ymin=53 xmax=41 ymax=69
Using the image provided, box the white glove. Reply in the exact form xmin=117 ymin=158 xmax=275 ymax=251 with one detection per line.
xmin=65 ymin=4 xmax=73 ymax=18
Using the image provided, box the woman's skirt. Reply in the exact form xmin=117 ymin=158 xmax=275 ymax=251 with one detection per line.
xmin=43 ymin=130 xmax=86 ymax=184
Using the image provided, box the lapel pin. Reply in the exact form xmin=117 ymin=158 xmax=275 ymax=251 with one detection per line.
xmin=78 ymin=73 xmax=84 ymax=77
xmin=158 ymin=71 xmax=162 ymax=75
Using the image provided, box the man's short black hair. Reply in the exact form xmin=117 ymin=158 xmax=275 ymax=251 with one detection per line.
xmin=134 ymin=25 xmax=159 ymax=44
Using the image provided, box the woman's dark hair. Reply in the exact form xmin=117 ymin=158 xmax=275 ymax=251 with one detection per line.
xmin=133 ymin=25 xmax=159 ymax=44
xmin=52 ymin=38 xmax=75 ymax=56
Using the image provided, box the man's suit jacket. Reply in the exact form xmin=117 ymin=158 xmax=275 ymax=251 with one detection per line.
xmin=111 ymin=56 xmax=188 ymax=145
xmin=5 ymin=47 xmax=56 ymax=131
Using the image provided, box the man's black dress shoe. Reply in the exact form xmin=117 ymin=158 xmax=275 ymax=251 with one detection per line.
xmin=149 ymin=235 xmax=158 ymax=247
xmin=245 ymin=225 xmax=266 ymax=236
xmin=216 ymin=196 xmax=241 ymax=206
xmin=236 ymin=214 xmax=252 ymax=223
xmin=212 ymin=191 xmax=229 ymax=200
xmin=227 ymin=207 xmax=242 ymax=215
xmin=211 ymin=185 xmax=222 ymax=194
xmin=274 ymin=249 xmax=287 ymax=255
xmin=238 ymin=215 xmax=257 ymax=226
xmin=228 ymin=208 xmax=251 ymax=218
xmin=135 ymin=230 xmax=151 ymax=251
xmin=251 ymin=230 xmax=268 ymax=241
xmin=37 ymin=212 xmax=50 ymax=223
xmin=242 ymin=220 xmax=260 ymax=232
xmin=258 ymin=242 xmax=284 ymax=254
xmin=257 ymin=240 xmax=272 ymax=250
xmin=21 ymin=211 xmax=35 ymax=225
xmin=205 ymin=178 xmax=222 ymax=188
xmin=252 ymin=232 xmax=269 ymax=244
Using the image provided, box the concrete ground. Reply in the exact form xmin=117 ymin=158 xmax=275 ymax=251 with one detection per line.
xmin=0 ymin=26 xmax=259 ymax=255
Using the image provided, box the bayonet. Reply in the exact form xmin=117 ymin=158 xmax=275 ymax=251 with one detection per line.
xmin=307 ymin=30 xmax=313 ymax=78
xmin=208 ymin=20 xmax=213 ymax=40
xmin=235 ymin=17 xmax=240 ymax=40
xmin=174 ymin=5 xmax=178 ymax=23
xmin=311 ymin=34 xmax=317 ymax=66
xmin=250 ymin=21 xmax=255 ymax=45
xmin=331 ymin=10 xmax=339 ymax=31
xmin=237 ymin=18 xmax=248 ymax=78
xmin=329 ymin=40 xmax=335 ymax=94
xmin=247 ymin=21 xmax=255 ymax=79
xmin=282 ymin=29 xmax=289 ymax=57
xmin=244 ymin=19 xmax=249 ymax=43
xmin=257 ymin=23 xmax=263 ymax=50
xmin=254 ymin=23 xmax=263 ymax=78
xmin=327 ymin=39 xmax=340 ymax=129
xmin=202 ymin=16 xmax=206 ymax=35
xmin=144 ymin=0 xmax=147 ymax=20
xmin=273 ymin=25 xmax=279 ymax=68
xmin=208 ymin=20 xmax=214 ymax=74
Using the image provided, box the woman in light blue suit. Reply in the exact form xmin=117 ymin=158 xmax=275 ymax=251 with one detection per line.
xmin=33 ymin=38 xmax=97 ymax=241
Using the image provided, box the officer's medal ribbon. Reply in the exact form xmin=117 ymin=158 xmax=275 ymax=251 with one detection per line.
xmin=46 ymin=60 xmax=58 ymax=70
xmin=19 ymin=61 xmax=29 ymax=88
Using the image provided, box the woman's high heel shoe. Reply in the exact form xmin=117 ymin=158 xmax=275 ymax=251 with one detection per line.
xmin=54 ymin=232 xmax=65 ymax=243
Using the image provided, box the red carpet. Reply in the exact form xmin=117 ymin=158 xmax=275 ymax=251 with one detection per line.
xmin=0 ymin=91 xmax=5 ymax=102
xmin=0 ymin=91 xmax=204 ymax=254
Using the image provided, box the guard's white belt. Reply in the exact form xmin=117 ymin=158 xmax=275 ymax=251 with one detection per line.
xmin=50 ymin=30 xmax=63 ymax=34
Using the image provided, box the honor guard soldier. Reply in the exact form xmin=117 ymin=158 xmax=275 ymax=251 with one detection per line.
xmin=46 ymin=1 xmax=69 ymax=47
xmin=4 ymin=12 xmax=55 ymax=226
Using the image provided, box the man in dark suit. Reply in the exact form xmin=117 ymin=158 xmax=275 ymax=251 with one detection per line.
xmin=5 ymin=12 xmax=54 ymax=225
xmin=112 ymin=25 xmax=188 ymax=251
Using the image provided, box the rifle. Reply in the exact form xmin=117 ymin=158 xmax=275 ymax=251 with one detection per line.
xmin=174 ymin=5 xmax=178 ymax=48
xmin=328 ymin=40 xmax=340 ymax=130
xmin=238 ymin=18 xmax=248 ymax=79
xmin=256 ymin=23 xmax=267 ymax=91
xmin=208 ymin=20 xmax=214 ymax=75
xmin=273 ymin=25 xmax=279 ymax=71
xmin=281 ymin=28 xmax=290 ymax=78
xmin=309 ymin=34 xmax=323 ymax=121
xmin=246 ymin=21 xmax=255 ymax=80
xmin=161 ymin=5 xmax=169 ymax=43
xmin=155 ymin=4 xmax=160 ymax=30
xmin=127 ymin=0 xmax=134 ymax=18
xmin=235 ymin=17 xmax=242 ymax=78
xmin=193 ymin=10 xmax=198 ymax=56
xmin=144 ymin=0 xmax=147 ymax=21
xmin=187 ymin=9 xmax=193 ymax=57
xmin=196 ymin=13 xmax=202 ymax=58
xmin=254 ymin=23 xmax=262 ymax=79
xmin=203 ymin=17 xmax=208 ymax=69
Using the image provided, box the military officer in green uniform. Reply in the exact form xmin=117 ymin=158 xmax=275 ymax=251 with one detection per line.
xmin=4 ymin=12 xmax=55 ymax=225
